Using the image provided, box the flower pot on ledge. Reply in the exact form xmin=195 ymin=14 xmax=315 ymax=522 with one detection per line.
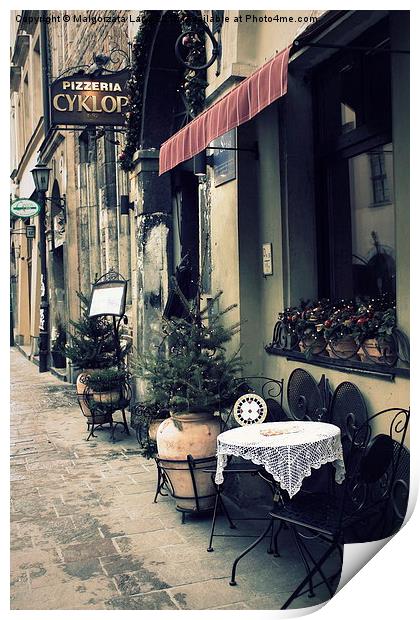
xmin=358 ymin=337 xmax=397 ymax=365
xmin=299 ymin=335 xmax=329 ymax=357
xmin=327 ymin=336 xmax=360 ymax=361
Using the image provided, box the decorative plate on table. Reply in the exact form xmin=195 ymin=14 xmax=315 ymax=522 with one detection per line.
xmin=233 ymin=393 xmax=268 ymax=426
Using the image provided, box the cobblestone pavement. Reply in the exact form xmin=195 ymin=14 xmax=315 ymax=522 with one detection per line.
xmin=10 ymin=348 xmax=337 ymax=611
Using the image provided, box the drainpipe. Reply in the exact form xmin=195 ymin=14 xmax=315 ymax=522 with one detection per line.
xmin=40 ymin=10 xmax=50 ymax=135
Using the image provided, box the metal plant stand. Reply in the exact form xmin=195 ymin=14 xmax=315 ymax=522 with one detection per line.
xmin=78 ymin=372 xmax=131 ymax=442
xmin=154 ymin=454 xmax=218 ymax=523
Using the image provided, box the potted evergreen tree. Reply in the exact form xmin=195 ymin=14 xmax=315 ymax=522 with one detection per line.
xmin=64 ymin=292 xmax=129 ymax=421
xmin=134 ymin=292 xmax=243 ymax=512
xmin=51 ymin=319 xmax=67 ymax=368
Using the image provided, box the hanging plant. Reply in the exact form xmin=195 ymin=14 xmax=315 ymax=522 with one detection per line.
xmin=176 ymin=10 xmax=207 ymax=118
xmin=119 ymin=11 xmax=156 ymax=172
xmin=119 ymin=10 xmax=207 ymax=172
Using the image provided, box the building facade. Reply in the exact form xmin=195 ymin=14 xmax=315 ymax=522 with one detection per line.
xmin=10 ymin=10 xmax=409 ymax=422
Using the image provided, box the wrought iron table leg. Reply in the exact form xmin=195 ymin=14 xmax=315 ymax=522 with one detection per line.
xmin=153 ymin=461 xmax=169 ymax=503
xmin=219 ymin=494 xmax=237 ymax=529
xmin=153 ymin=463 xmax=164 ymax=504
xmin=110 ymin=418 xmax=117 ymax=443
xmin=87 ymin=414 xmax=99 ymax=440
xmin=121 ymin=409 xmax=130 ymax=435
xmin=207 ymin=487 xmax=223 ymax=552
xmin=86 ymin=421 xmax=95 ymax=441
xmin=229 ymin=519 xmax=273 ymax=586
xmin=154 ymin=463 xmax=163 ymax=503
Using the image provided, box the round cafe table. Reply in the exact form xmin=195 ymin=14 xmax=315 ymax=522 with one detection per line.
xmin=215 ymin=420 xmax=345 ymax=498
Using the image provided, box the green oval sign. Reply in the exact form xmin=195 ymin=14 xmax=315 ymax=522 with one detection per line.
xmin=11 ymin=198 xmax=40 ymax=218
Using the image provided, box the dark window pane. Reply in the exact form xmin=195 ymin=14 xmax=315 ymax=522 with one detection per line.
xmin=349 ymin=143 xmax=395 ymax=297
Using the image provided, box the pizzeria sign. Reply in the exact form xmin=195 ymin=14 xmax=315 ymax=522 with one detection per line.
xmin=50 ymin=69 xmax=129 ymax=127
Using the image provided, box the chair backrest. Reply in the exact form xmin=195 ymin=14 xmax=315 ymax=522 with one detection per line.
xmin=339 ymin=407 xmax=410 ymax=543
xmin=287 ymin=368 xmax=329 ymax=422
xmin=222 ymin=376 xmax=285 ymax=430
xmin=329 ymin=381 xmax=368 ymax=466
xmin=389 ymin=442 xmax=410 ymax=526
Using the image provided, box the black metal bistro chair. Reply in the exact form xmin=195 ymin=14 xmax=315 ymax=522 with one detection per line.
xmin=205 ymin=376 xmax=286 ymax=552
xmin=329 ymin=380 xmax=368 ymax=451
xmin=248 ymin=407 xmax=410 ymax=609
xmin=287 ymin=368 xmax=332 ymax=423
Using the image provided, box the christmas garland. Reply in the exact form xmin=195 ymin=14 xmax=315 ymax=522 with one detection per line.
xmin=119 ymin=11 xmax=156 ymax=171
xmin=119 ymin=10 xmax=207 ymax=172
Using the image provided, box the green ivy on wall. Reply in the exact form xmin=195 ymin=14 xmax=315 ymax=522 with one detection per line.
xmin=119 ymin=10 xmax=207 ymax=172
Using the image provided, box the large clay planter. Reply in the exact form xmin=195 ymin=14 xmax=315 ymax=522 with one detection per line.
xmin=148 ymin=418 xmax=166 ymax=442
xmin=156 ymin=411 xmax=219 ymax=512
xmin=327 ymin=336 xmax=359 ymax=361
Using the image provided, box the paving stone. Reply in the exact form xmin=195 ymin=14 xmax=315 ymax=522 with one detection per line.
xmin=168 ymin=578 xmax=253 ymax=610
xmin=99 ymin=554 xmax=144 ymax=577
xmin=10 ymin=535 xmax=34 ymax=551
xmin=113 ymin=528 xmax=185 ymax=555
xmin=113 ymin=566 xmax=170 ymax=595
xmin=59 ymin=538 xmax=118 ymax=563
xmin=11 ymin=548 xmax=62 ymax=572
xmin=104 ymin=591 xmax=178 ymax=610
xmin=99 ymin=516 xmax=165 ymax=537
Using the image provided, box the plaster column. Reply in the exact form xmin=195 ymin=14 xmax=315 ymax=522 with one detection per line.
xmin=130 ymin=150 xmax=172 ymax=377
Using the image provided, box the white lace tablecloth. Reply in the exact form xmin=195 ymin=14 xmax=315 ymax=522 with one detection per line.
xmin=215 ymin=421 xmax=345 ymax=498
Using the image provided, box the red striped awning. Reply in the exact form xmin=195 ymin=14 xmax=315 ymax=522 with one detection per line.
xmin=159 ymin=45 xmax=290 ymax=175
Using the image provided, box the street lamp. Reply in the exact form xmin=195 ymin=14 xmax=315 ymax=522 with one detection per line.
xmin=31 ymin=162 xmax=51 ymax=373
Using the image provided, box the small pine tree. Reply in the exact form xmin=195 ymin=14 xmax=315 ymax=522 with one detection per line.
xmin=64 ymin=292 xmax=122 ymax=369
xmin=135 ymin=292 xmax=245 ymax=413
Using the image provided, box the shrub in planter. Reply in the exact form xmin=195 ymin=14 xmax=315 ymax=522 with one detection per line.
xmin=134 ymin=291 xmax=244 ymax=511
xmin=87 ymin=367 xmax=128 ymax=390
xmin=64 ymin=292 xmax=122 ymax=371
xmin=64 ymin=291 xmax=131 ymax=418
xmin=51 ymin=320 xmax=67 ymax=368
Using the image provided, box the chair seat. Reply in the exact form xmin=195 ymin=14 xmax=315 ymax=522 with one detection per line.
xmin=270 ymin=492 xmax=341 ymax=537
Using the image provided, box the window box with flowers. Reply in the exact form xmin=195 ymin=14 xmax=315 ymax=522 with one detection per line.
xmin=267 ymin=296 xmax=409 ymax=373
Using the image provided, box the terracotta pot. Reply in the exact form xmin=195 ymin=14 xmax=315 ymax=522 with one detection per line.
xmin=148 ymin=418 xmax=166 ymax=442
xmin=359 ymin=337 xmax=397 ymax=365
xmin=76 ymin=369 xmax=110 ymax=424
xmin=91 ymin=390 xmax=121 ymax=406
xmin=299 ymin=336 xmax=328 ymax=356
xmin=327 ymin=336 xmax=359 ymax=360
xmin=358 ymin=338 xmax=382 ymax=363
xmin=156 ymin=411 xmax=219 ymax=512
